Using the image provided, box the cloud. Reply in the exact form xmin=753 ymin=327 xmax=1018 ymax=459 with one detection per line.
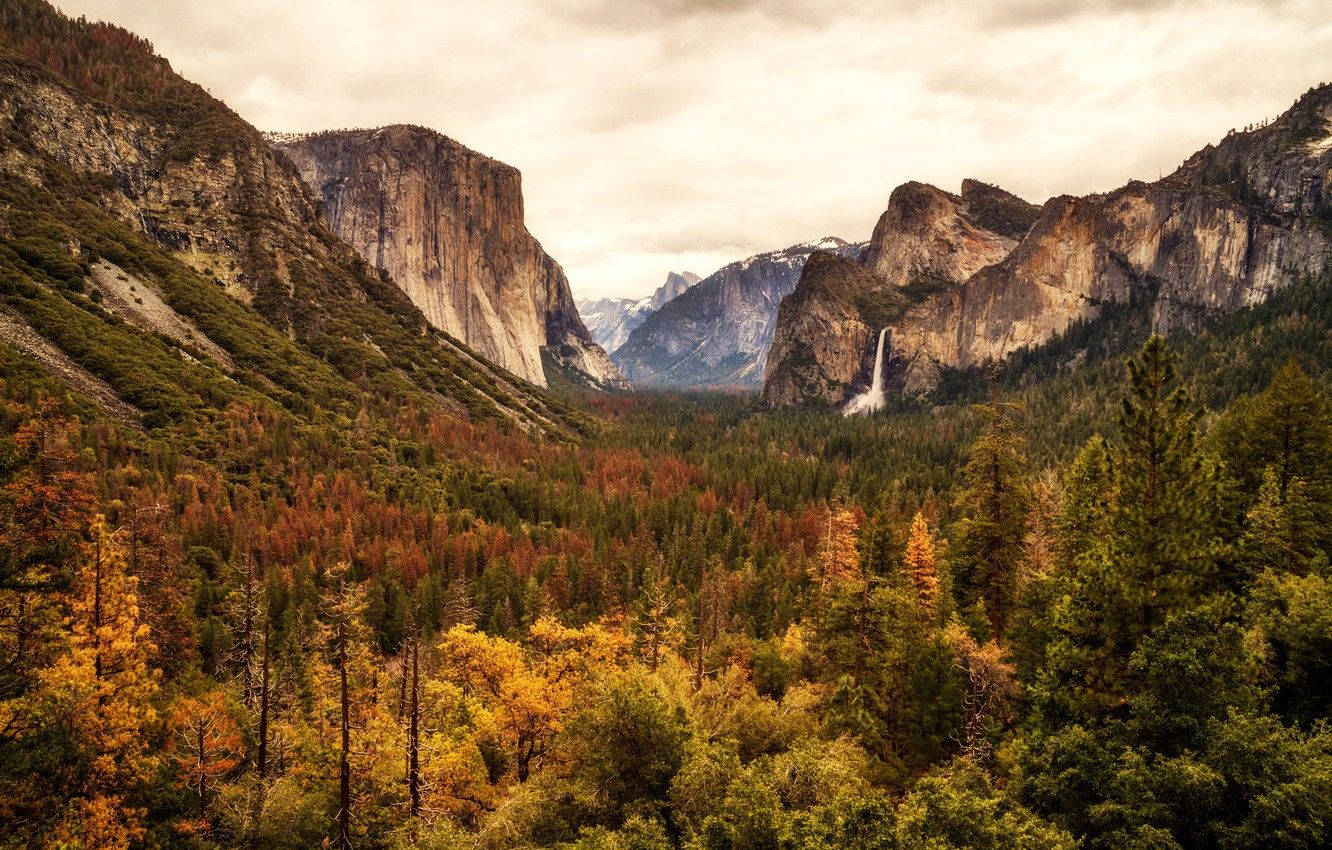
xmin=55 ymin=0 xmax=1332 ymax=298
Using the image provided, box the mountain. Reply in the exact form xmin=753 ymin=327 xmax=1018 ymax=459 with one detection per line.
xmin=763 ymin=87 xmax=1332 ymax=407
xmin=0 ymin=0 xmax=591 ymax=437
xmin=577 ymin=270 xmax=699 ymax=353
xmin=653 ymin=270 xmax=702 ymax=308
xmin=268 ymin=127 xmax=628 ymax=391
xmin=763 ymin=181 xmax=1038 ymax=406
xmin=614 ymin=237 xmax=861 ymax=387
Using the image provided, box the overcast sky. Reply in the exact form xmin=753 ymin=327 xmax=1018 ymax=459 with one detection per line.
xmin=57 ymin=0 xmax=1332 ymax=299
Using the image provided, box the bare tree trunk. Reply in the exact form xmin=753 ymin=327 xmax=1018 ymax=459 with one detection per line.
xmin=338 ymin=625 xmax=351 ymax=850
xmin=93 ymin=533 xmax=103 ymax=680
xmin=257 ymin=614 xmax=270 ymax=780
xmin=408 ymin=635 xmax=420 ymax=819
xmin=398 ymin=641 xmax=408 ymax=722
xmin=198 ymin=722 xmax=208 ymax=821
xmin=240 ymin=554 xmax=257 ymax=707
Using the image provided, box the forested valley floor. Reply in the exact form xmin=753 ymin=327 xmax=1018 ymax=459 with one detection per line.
xmin=1 ymin=273 xmax=1331 ymax=849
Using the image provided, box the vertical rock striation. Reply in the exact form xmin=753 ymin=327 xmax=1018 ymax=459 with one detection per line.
xmin=269 ymin=126 xmax=628 ymax=390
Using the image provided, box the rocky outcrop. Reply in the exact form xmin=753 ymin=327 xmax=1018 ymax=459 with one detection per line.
xmin=761 ymin=252 xmax=885 ymax=406
xmin=578 ymin=271 xmax=699 ymax=354
xmin=0 ymin=0 xmax=593 ymax=436
xmin=654 ymin=271 xmax=701 ymax=309
xmin=763 ymin=83 xmax=1332 ymax=406
xmin=615 ymin=238 xmax=860 ymax=387
xmin=269 ymin=126 xmax=628 ymax=390
xmin=863 ymin=180 xmax=1039 ymax=288
xmin=763 ymin=181 xmax=1037 ymax=405
xmin=887 ymin=180 xmax=1330 ymax=393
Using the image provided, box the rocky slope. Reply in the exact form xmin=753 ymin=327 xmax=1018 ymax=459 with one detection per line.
xmin=0 ymin=0 xmax=592 ymax=436
xmin=763 ymin=85 xmax=1332 ymax=407
xmin=578 ymin=270 xmax=699 ymax=354
xmin=268 ymin=126 xmax=627 ymax=390
xmin=614 ymin=238 xmax=861 ymax=387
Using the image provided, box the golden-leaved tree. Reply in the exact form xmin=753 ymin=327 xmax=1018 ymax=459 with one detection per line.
xmin=905 ymin=511 xmax=941 ymax=620
xmin=41 ymin=516 xmax=160 ymax=849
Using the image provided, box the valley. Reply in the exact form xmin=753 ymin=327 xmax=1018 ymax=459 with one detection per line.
xmin=0 ymin=2 xmax=1330 ymax=849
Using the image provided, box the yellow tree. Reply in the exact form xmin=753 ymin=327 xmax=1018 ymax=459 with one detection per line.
xmin=319 ymin=563 xmax=368 ymax=850
xmin=815 ymin=505 xmax=863 ymax=591
xmin=439 ymin=618 xmax=628 ymax=788
xmin=168 ymin=691 xmax=243 ymax=833
xmin=904 ymin=511 xmax=940 ymax=620
xmin=41 ymin=516 xmax=160 ymax=849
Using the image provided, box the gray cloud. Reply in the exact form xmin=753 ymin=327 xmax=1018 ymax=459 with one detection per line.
xmin=54 ymin=0 xmax=1332 ymax=297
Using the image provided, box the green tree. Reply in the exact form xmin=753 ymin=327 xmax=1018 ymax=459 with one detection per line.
xmin=563 ymin=669 xmax=687 ymax=826
xmin=952 ymin=405 xmax=1031 ymax=642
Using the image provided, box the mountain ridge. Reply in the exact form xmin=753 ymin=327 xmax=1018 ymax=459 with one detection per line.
xmin=763 ymin=85 xmax=1332 ymax=407
xmin=614 ymin=237 xmax=862 ymax=387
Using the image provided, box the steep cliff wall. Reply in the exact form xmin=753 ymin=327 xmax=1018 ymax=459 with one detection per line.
xmin=764 ymin=84 xmax=1332 ymax=406
xmin=763 ymin=181 xmax=1036 ymax=404
xmin=761 ymin=252 xmax=883 ymax=406
xmin=270 ymin=126 xmax=627 ymax=390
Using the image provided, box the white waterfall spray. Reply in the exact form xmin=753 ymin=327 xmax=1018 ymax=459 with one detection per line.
xmin=843 ymin=327 xmax=888 ymax=416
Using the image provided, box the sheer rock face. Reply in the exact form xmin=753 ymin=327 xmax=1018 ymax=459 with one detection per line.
xmin=763 ymin=84 xmax=1332 ymax=406
xmin=761 ymin=252 xmax=883 ymax=406
xmin=270 ymin=126 xmax=627 ymax=390
xmin=614 ymin=238 xmax=859 ymax=388
xmin=763 ymin=181 xmax=1036 ymax=405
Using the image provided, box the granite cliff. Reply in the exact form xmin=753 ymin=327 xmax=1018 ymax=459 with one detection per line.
xmin=269 ymin=127 xmax=627 ymax=390
xmin=615 ymin=238 xmax=860 ymax=387
xmin=763 ymin=85 xmax=1332 ymax=407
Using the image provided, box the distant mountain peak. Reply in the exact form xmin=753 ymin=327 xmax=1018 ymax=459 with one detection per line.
xmin=613 ymin=237 xmax=862 ymax=388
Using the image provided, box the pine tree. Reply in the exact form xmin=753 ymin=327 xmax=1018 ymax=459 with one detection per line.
xmin=1109 ymin=335 xmax=1212 ymax=632
xmin=952 ymin=405 xmax=1031 ymax=642
xmin=1215 ymin=359 xmax=1332 ymax=553
xmin=904 ymin=511 xmax=940 ymax=621
xmin=1217 ymin=359 xmax=1331 ymax=501
xmin=1242 ymin=470 xmax=1328 ymax=576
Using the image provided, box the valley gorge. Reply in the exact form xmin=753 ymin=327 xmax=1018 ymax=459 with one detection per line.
xmin=613 ymin=237 xmax=862 ymax=387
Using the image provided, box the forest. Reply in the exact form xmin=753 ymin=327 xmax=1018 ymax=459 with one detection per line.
xmin=0 ymin=0 xmax=1328 ymax=846
xmin=1 ymin=248 xmax=1331 ymax=849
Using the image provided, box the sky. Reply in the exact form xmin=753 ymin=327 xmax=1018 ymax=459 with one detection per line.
xmin=56 ymin=0 xmax=1332 ymax=299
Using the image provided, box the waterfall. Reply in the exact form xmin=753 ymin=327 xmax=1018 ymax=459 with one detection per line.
xmin=843 ymin=327 xmax=888 ymax=416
